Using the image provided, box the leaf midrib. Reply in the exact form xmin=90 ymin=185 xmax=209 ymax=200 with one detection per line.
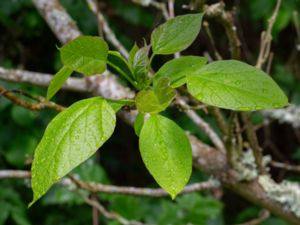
xmin=154 ymin=16 xmax=199 ymax=52
xmin=62 ymin=48 xmax=105 ymax=62
xmin=192 ymin=75 xmax=283 ymax=104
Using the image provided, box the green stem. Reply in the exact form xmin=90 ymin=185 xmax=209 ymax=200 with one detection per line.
xmin=148 ymin=53 xmax=155 ymax=72
xmin=108 ymin=50 xmax=129 ymax=67
xmin=107 ymin=61 xmax=138 ymax=89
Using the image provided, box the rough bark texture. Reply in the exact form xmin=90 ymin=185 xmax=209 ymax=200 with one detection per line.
xmin=190 ymin=136 xmax=300 ymax=225
xmin=32 ymin=0 xmax=81 ymax=43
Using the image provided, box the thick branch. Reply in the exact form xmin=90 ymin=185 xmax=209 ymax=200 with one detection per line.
xmin=0 ymin=67 xmax=87 ymax=92
xmin=0 ymin=67 xmax=135 ymax=100
xmin=190 ymin=136 xmax=300 ymax=225
xmin=32 ymin=0 xmax=81 ymax=44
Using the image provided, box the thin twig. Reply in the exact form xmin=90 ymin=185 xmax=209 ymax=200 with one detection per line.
xmin=70 ymin=175 xmax=220 ymax=197
xmin=167 ymin=0 xmax=180 ymax=58
xmin=86 ymin=0 xmax=129 ymax=58
xmin=266 ymin=52 xmax=274 ymax=74
xmin=270 ymin=161 xmax=300 ymax=173
xmin=203 ymin=21 xmax=222 ymax=60
xmin=176 ymin=96 xmax=226 ymax=153
xmin=235 ymin=210 xmax=270 ymax=225
xmin=84 ymin=196 xmax=149 ymax=225
xmin=256 ymin=0 xmax=282 ymax=68
xmin=0 ymin=85 xmax=64 ymax=112
xmin=225 ymin=112 xmax=238 ymax=167
xmin=241 ymin=113 xmax=265 ymax=174
xmin=167 ymin=0 xmax=175 ymax=18
xmin=209 ymin=107 xmax=227 ymax=135
xmin=0 ymin=169 xmax=219 ymax=197
xmin=0 ymin=170 xmax=31 ymax=179
xmin=234 ymin=115 xmax=243 ymax=155
xmin=91 ymin=193 xmax=99 ymax=225
xmin=204 ymin=2 xmax=241 ymax=59
xmin=132 ymin=0 xmax=169 ymax=20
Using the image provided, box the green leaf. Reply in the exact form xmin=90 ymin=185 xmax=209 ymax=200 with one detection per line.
xmin=187 ymin=60 xmax=288 ymax=111
xmin=139 ymin=114 xmax=192 ymax=198
xmin=131 ymin=45 xmax=150 ymax=89
xmin=60 ymin=36 xmax=108 ymax=75
xmin=155 ymin=56 xmax=207 ymax=88
xmin=30 ymin=97 xmax=116 ymax=205
xmin=128 ymin=43 xmax=139 ymax=67
xmin=153 ymin=78 xmax=176 ymax=105
xmin=151 ymin=13 xmax=203 ymax=55
xmin=47 ymin=66 xmax=73 ymax=100
xmin=106 ymin=98 xmax=135 ymax=112
xmin=136 ymin=78 xmax=176 ymax=113
xmin=134 ymin=113 xmax=144 ymax=136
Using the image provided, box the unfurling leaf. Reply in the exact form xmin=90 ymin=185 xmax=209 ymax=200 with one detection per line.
xmin=139 ymin=114 xmax=192 ymax=199
xmin=60 ymin=36 xmax=108 ymax=75
xmin=128 ymin=45 xmax=150 ymax=89
xmin=128 ymin=43 xmax=139 ymax=67
xmin=30 ymin=97 xmax=116 ymax=206
xmin=136 ymin=78 xmax=176 ymax=113
xmin=187 ymin=60 xmax=288 ymax=111
xmin=151 ymin=13 xmax=203 ymax=55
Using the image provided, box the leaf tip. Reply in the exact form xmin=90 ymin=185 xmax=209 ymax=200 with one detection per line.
xmin=170 ymin=193 xmax=177 ymax=200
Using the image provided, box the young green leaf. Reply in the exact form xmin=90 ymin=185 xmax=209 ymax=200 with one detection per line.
xmin=134 ymin=113 xmax=145 ymax=136
xmin=106 ymin=98 xmax=135 ymax=112
xmin=151 ymin=13 xmax=203 ymax=55
xmin=154 ymin=56 xmax=207 ymax=87
xmin=128 ymin=43 xmax=139 ymax=67
xmin=30 ymin=97 xmax=116 ymax=206
xmin=129 ymin=45 xmax=150 ymax=89
xmin=136 ymin=78 xmax=176 ymax=113
xmin=60 ymin=36 xmax=108 ymax=76
xmin=47 ymin=66 xmax=73 ymax=100
xmin=139 ymin=114 xmax=192 ymax=199
xmin=187 ymin=60 xmax=288 ymax=111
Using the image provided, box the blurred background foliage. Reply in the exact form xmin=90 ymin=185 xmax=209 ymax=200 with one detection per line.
xmin=0 ymin=0 xmax=299 ymax=224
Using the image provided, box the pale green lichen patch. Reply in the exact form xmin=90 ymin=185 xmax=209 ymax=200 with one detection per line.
xmin=234 ymin=149 xmax=271 ymax=181
xmin=235 ymin=149 xmax=258 ymax=181
xmin=258 ymin=175 xmax=300 ymax=217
